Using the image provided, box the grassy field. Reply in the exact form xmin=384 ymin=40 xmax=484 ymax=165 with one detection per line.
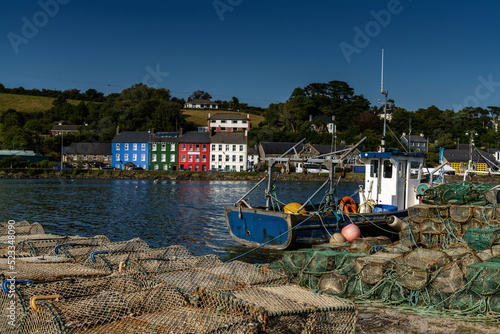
xmin=182 ymin=108 xmax=264 ymax=127
xmin=0 ymin=93 xmax=81 ymax=113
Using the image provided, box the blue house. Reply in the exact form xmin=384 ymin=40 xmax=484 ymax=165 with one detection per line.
xmin=112 ymin=130 xmax=150 ymax=170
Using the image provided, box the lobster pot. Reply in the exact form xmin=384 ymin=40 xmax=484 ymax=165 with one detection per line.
xmin=18 ymin=284 xmax=186 ymax=334
xmin=0 ymin=220 xmax=44 ymax=236
xmin=440 ymin=218 xmax=462 ymax=237
xmin=477 ymin=245 xmax=500 ymax=262
xmin=432 ymin=262 xmax=464 ymax=294
xmin=399 ymin=230 xmax=420 ymax=248
xmin=377 ymin=243 xmax=411 ymax=255
xmin=456 ymin=252 xmax=482 ymax=273
xmin=137 ymin=254 xmax=223 ymax=276
xmin=465 ymin=228 xmax=500 ymax=251
xmin=473 ymin=206 xmax=495 ymax=223
xmin=490 ymin=293 xmax=500 ymax=313
xmin=449 ymin=205 xmax=473 ymax=223
xmin=449 ymin=290 xmax=481 ymax=311
xmin=302 ymin=249 xmax=342 ymax=274
xmin=428 ymin=205 xmax=449 ymax=222
xmin=420 ymin=232 xmax=441 ymax=249
xmin=345 ymin=275 xmax=373 ymax=298
xmin=80 ymin=306 xmax=259 ymax=334
xmin=349 ymin=237 xmax=391 ymax=254
xmin=281 ymin=250 xmax=308 ymax=274
xmin=462 ymin=219 xmax=485 ymax=233
xmin=444 ymin=243 xmax=470 ymax=260
xmin=318 ymin=272 xmax=348 ymax=296
xmin=17 ymin=235 xmax=110 ymax=257
xmin=396 ymin=248 xmax=449 ymax=291
xmin=466 ymin=261 xmax=500 ymax=296
xmin=355 ymin=253 xmax=402 ymax=285
xmin=420 ymin=219 xmax=441 ymax=233
xmin=402 ymin=217 xmax=420 ymax=232
xmin=375 ymin=279 xmax=407 ymax=304
xmin=0 ymin=262 xmax=108 ymax=281
xmin=197 ymin=285 xmax=358 ymax=334
xmin=155 ymin=261 xmax=288 ymax=294
xmin=425 ymin=285 xmax=450 ymax=309
xmin=313 ymin=242 xmax=350 ymax=253
xmin=408 ymin=205 xmax=428 ymax=223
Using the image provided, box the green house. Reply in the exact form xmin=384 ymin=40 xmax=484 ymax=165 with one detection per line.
xmin=149 ymin=132 xmax=179 ymax=171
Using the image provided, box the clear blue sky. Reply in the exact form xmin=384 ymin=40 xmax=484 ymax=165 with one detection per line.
xmin=1 ymin=0 xmax=500 ymax=112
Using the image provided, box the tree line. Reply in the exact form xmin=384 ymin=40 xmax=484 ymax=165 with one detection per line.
xmin=1 ymin=81 xmax=500 ymax=167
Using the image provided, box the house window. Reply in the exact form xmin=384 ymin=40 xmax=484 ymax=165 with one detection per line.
xmin=141 ymin=143 xmax=146 ymax=150
xmin=239 ymin=145 xmax=243 ymax=151
xmin=152 ymin=155 xmax=157 ymax=162
xmin=82 ymin=155 xmax=87 ymax=161
xmin=104 ymin=155 xmax=108 ymax=161
xmin=226 ymin=145 xmax=229 ymax=151
xmin=218 ymin=155 xmax=222 ymax=162
xmin=152 ymin=143 xmax=157 ymax=151
xmin=141 ymin=154 xmax=145 ymax=161
xmin=124 ymin=154 xmax=129 ymax=161
xmin=181 ymin=154 xmax=186 ymax=162
xmin=161 ymin=154 xmax=166 ymax=162
xmin=73 ymin=155 xmax=77 ymax=160
xmin=218 ymin=144 xmax=222 ymax=151
xmin=195 ymin=155 xmax=199 ymax=162
xmin=170 ymin=155 xmax=175 ymax=162
xmin=221 ymin=120 xmax=226 ymax=124
xmin=188 ymin=155 xmax=193 ymax=162
xmin=133 ymin=154 xmax=137 ymax=161
xmin=93 ymin=155 xmax=97 ymax=160
xmin=221 ymin=127 xmax=226 ymax=131
xmin=116 ymin=143 xmax=120 ymax=150
xmin=225 ymin=155 xmax=230 ymax=162
xmin=182 ymin=144 xmax=186 ymax=150
xmin=240 ymin=166 xmax=244 ymax=171
xmin=188 ymin=165 xmax=192 ymax=171
xmin=232 ymin=155 xmax=236 ymax=162
xmin=154 ymin=164 xmax=159 ymax=170
xmin=232 ymin=145 xmax=236 ymax=151
xmin=124 ymin=144 xmax=129 ymax=150
xmin=202 ymin=155 xmax=206 ymax=162
xmin=162 ymin=143 xmax=166 ymax=151
xmin=195 ymin=144 xmax=200 ymax=151
xmin=212 ymin=144 xmax=215 ymax=150
xmin=115 ymin=154 xmax=120 ymax=161
xmin=163 ymin=165 xmax=168 ymax=170
xmin=212 ymin=155 xmax=216 ymax=161
xmin=239 ymin=155 xmax=243 ymax=162
xmin=232 ymin=128 xmax=237 ymax=132
xmin=202 ymin=144 xmax=206 ymax=151
xmin=170 ymin=144 xmax=175 ymax=151
xmin=195 ymin=165 xmax=199 ymax=171
xmin=232 ymin=120 xmax=238 ymax=124
xmin=133 ymin=144 xmax=137 ymax=151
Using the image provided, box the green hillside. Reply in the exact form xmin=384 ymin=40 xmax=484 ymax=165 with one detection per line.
xmin=182 ymin=108 xmax=264 ymax=127
xmin=0 ymin=93 xmax=80 ymax=113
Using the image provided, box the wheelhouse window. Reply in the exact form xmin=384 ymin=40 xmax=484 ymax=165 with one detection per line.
xmin=383 ymin=160 xmax=393 ymax=178
xmin=370 ymin=160 xmax=379 ymax=178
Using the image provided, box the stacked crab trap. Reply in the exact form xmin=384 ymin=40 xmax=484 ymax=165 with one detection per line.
xmin=269 ymin=182 xmax=500 ymax=321
xmin=0 ymin=221 xmax=357 ymax=333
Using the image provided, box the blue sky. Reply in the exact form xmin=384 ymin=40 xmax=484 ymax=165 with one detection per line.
xmin=1 ymin=0 xmax=500 ymax=112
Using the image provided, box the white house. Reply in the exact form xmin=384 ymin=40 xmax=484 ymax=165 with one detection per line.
xmin=210 ymin=133 xmax=247 ymax=172
xmin=310 ymin=115 xmax=336 ymax=134
xmin=208 ymin=113 xmax=250 ymax=134
xmin=184 ymin=99 xmax=219 ymax=109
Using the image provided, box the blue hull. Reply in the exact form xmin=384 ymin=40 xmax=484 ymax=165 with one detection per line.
xmin=225 ymin=206 xmax=408 ymax=250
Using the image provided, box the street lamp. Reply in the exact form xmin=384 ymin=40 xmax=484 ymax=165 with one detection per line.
xmin=465 ymin=131 xmax=477 ymax=174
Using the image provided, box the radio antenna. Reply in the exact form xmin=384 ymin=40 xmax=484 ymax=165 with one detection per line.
xmin=381 ymin=49 xmax=384 ymax=93
xmin=380 ymin=49 xmax=388 ymax=152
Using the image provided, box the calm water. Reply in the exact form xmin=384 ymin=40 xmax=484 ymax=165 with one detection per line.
xmin=0 ymin=178 xmax=360 ymax=263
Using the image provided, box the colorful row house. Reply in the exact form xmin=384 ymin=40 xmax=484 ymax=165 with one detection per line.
xmin=178 ymin=132 xmax=211 ymax=171
xmin=112 ymin=131 xmax=150 ymax=170
xmin=150 ymin=132 xmax=179 ymax=171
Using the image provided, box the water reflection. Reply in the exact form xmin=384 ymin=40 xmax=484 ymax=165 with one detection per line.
xmin=0 ymin=179 xmax=361 ymax=263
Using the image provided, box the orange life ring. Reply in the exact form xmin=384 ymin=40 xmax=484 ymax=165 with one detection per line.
xmin=339 ymin=196 xmax=357 ymax=213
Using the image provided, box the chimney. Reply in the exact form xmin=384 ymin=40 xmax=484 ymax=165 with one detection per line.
xmin=208 ymin=112 xmax=211 ymax=119
xmin=332 ymin=115 xmax=335 ymax=121
xmin=247 ymin=114 xmax=249 ymax=119
xmin=180 ymin=128 xmax=183 ymax=136
xmin=309 ymin=114 xmax=313 ymax=122
xmin=116 ymin=126 xmax=120 ymax=134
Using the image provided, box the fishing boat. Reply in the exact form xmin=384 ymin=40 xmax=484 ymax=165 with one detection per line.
xmin=224 ymin=137 xmax=428 ymax=250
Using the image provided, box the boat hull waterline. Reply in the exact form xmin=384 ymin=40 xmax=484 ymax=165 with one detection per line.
xmin=225 ymin=206 xmax=407 ymax=250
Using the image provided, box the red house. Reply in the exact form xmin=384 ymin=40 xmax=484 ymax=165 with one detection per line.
xmin=178 ymin=132 xmax=211 ymax=171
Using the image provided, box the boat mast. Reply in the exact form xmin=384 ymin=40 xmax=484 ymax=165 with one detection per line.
xmin=380 ymin=49 xmax=388 ymax=153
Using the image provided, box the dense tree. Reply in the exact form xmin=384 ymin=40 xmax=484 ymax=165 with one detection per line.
xmin=188 ymin=90 xmax=212 ymax=101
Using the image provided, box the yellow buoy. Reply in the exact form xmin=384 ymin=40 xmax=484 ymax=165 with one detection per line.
xmin=283 ymin=202 xmax=306 ymax=214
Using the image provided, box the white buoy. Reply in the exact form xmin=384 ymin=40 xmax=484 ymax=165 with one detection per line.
xmin=387 ymin=216 xmax=403 ymax=231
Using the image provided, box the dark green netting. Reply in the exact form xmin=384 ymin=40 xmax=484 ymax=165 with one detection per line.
xmin=465 ymin=228 xmax=500 ymax=251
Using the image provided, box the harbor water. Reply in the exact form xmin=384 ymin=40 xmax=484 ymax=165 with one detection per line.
xmin=0 ymin=178 xmax=361 ymax=262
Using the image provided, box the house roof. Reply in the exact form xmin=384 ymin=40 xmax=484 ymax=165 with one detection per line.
xmin=178 ymin=131 xmax=211 ymax=144
xmin=311 ymin=116 xmax=336 ymax=124
xmin=401 ymin=135 xmax=427 ymax=143
xmin=259 ymin=142 xmax=303 ymax=155
xmin=209 ymin=113 xmax=249 ymax=120
xmin=189 ymin=99 xmax=218 ymax=105
xmin=248 ymin=147 xmax=258 ymax=155
xmin=51 ymin=124 xmax=80 ymax=131
xmin=211 ymin=132 xmax=246 ymax=144
xmin=151 ymin=132 xmax=179 ymax=143
xmin=112 ymin=131 xmax=150 ymax=143
xmin=65 ymin=142 xmax=111 ymax=155
xmin=444 ymin=147 xmax=496 ymax=163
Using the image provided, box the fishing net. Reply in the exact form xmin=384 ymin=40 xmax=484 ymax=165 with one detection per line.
xmin=466 ymin=261 xmax=500 ymax=295
xmin=473 ymin=205 xmax=495 ymax=222
xmin=195 ymin=284 xmax=358 ymax=334
xmin=399 ymin=230 xmax=420 ymax=248
xmin=0 ymin=262 xmax=109 ymax=281
xmin=462 ymin=218 xmax=485 ymax=233
xmin=0 ymin=220 xmax=45 ymax=236
xmin=428 ymin=205 xmax=449 ymax=222
xmin=354 ymin=252 xmax=401 ymax=285
xmin=432 ymin=261 xmax=464 ymax=294
xmin=396 ymin=248 xmax=449 ymax=291
xmin=449 ymin=290 xmax=482 ymax=311
xmin=15 ymin=235 xmax=110 ymax=257
xmin=464 ymin=228 xmax=500 ymax=251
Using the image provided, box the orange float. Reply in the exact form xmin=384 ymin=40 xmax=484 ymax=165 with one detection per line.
xmin=339 ymin=196 xmax=357 ymax=213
